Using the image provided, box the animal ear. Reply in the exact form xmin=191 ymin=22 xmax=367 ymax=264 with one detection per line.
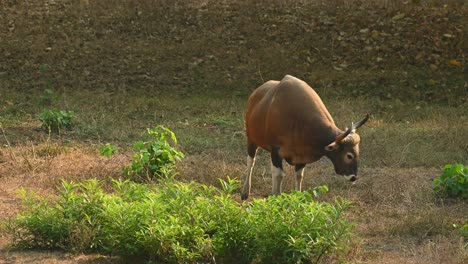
xmin=325 ymin=141 xmax=339 ymax=151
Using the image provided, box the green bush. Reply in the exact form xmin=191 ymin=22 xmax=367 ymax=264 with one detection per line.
xmin=39 ymin=109 xmax=74 ymax=133
xmin=248 ymin=192 xmax=351 ymax=264
xmin=5 ymin=179 xmax=352 ymax=264
xmin=433 ymin=164 xmax=468 ymax=200
xmin=124 ymin=126 xmax=184 ymax=181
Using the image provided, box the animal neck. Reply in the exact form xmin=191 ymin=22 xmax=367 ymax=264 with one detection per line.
xmin=302 ymin=122 xmax=342 ymax=157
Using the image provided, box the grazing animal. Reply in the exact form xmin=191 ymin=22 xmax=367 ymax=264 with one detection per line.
xmin=242 ymin=75 xmax=369 ymax=200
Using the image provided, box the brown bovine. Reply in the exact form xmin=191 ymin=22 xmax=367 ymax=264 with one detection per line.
xmin=242 ymin=75 xmax=369 ymax=200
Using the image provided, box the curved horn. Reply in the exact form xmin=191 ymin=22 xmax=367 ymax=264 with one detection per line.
xmin=336 ymin=113 xmax=370 ymax=143
xmin=351 ymin=113 xmax=370 ymax=132
xmin=325 ymin=127 xmax=351 ymax=151
xmin=335 ymin=127 xmax=352 ymax=143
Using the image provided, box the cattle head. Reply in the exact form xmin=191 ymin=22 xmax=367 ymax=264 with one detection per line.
xmin=324 ymin=114 xmax=369 ymax=181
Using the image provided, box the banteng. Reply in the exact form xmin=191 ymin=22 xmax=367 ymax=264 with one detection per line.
xmin=242 ymin=75 xmax=369 ymax=200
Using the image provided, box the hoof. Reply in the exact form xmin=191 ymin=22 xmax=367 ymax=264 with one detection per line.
xmin=241 ymin=193 xmax=249 ymax=201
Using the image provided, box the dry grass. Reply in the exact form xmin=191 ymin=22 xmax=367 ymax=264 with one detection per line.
xmin=1 ymin=135 xmax=466 ymax=263
xmin=0 ymin=91 xmax=466 ymax=263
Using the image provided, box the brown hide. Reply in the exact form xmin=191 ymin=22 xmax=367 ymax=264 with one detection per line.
xmin=245 ymin=75 xmax=342 ymax=165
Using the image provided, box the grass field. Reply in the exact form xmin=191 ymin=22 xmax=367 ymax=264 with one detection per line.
xmin=1 ymin=88 xmax=466 ymax=263
xmin=1 ymin=0 xmax=467 ymax=263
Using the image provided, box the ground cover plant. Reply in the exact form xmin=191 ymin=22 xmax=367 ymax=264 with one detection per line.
xmin=5 ymin=179 xmax=351 ymax=264
xmin=433 ymin=164 xmax=468 ymax=200
xmin=124 ymin=126 xmax=184 ymax=181
xmin=0 ymin=0 xmax=467 ymax=263
xmin=99 ymin=143 xmax=116 ymax=158
xmin=38 ymin=109 xmax=74 ymax=133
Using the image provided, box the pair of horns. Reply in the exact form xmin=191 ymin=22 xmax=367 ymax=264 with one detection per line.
xmin=335 ymin=113 xmax=370 ymax=143
xmin=325 ymin=114 xmax=370 ymax=151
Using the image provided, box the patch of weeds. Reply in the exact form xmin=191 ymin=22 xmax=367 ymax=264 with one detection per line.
xmin=99 ymin=143 xmax=116 ymax=158
xmin=433 ymin=164 xmax=467 ymax=200
xmin=16 ymin=140 xmax=63 ymax=175
xmin=39 ymin=109 xmax=74 ymax=133
xmin=35 ymin=142 xmax=67 ymax=158
xmin=248 ymin=192 xmax=352 ymax=264
xmin=124 ymin=126 xmax=184 ymax=181
xmin=5 ymin=178 xmax=353 ymax=264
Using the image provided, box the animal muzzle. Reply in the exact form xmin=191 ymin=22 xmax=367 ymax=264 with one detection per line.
xmin=343 ymin=174 xmax=357 ymax=182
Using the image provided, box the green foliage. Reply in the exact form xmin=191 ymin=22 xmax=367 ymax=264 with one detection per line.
xmin=124 ymin=126 xmax=184 ymax=181
xmin=433 ymin=164 xmax=468 ymax=200
xmin=453 ymin=220 xmax=468 ymax=238
xmin=6 ymin=180 xmax=104 ymax=251
xmin=248 ymin=192 xmax=352 ymax=264
xmin=39 ymin=109 xmax=74 ymax=133
xmin=461 ymin=221 xmax=468 ymax=238
xmin=310 ymin=185 xmax=329 ymax=198
xmin=99 ymin=143 xmax=116 ymax=158
xmin=5 ymin=179 xmax=352 ymax=263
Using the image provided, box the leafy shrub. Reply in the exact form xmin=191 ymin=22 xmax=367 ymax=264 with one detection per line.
xmin=99 ymin=143 xmax=116 ymax=158
xmin=248 ymin=192 xmax=351 ymax=264
xmin=124 ymin=126 xmax=184 ymax=181
xmin=6 ymin=180 xmax=105 ymax=251
xmin=433 ymin=164 xmax=468 ymax=199
xmin=5 ymin=179 xmax=352 ymax=264
xmin=39 ymin=109 xmax=74 ymax=133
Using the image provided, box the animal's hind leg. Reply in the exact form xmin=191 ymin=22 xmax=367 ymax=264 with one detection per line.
xmin=294 ymin=164 xmax=305 ymax=191
xmin=241 ymin=143 xmax=258 ymax=200
xmin=271 ymin=147 xmax=285 ymax=195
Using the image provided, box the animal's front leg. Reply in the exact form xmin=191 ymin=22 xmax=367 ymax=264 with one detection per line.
xmin=241 ymin=155 xmax=256 ymax=200
xmin=271 ymin=147 xmax=284 ymax=195
xmin=294 ymin=164 xmax=305 ymax=191
xmin=241 ymin=144 xmax=258 ymax=200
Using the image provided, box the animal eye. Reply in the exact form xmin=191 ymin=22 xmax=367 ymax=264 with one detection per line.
xmin=346 ymin=153 xmax=354 ymax=160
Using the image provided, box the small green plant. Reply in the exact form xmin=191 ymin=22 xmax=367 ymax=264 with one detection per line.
xmin=309 ymin=185 xmax=329 ymax=198
xmin=433 ymin=164 xmax=467 ymax=200
xmin=39 ymin=109 xmax=74 ymax=133
xmin=453 ymin=220 xmax=468 ymax=238
xmin=460 ymin=221 xmax=468 ymax=238
xmin=124 ymin=126 xmax=184 ymax=181
xmin=99 ymin=143 xmax=116 ymax=158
